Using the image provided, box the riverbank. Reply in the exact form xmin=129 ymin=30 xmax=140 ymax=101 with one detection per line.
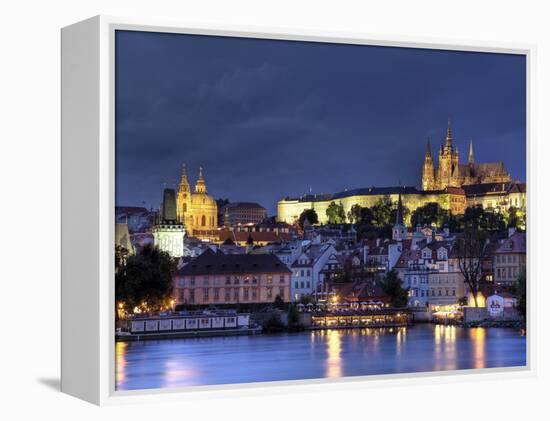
xmin=463 ymin=319 xmax=525 ymax=329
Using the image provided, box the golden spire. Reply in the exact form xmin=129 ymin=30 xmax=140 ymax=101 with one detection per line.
xmin=195 ymin=166 xmax=207 ymax=193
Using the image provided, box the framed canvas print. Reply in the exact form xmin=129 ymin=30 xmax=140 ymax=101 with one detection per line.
xmin=61 ymin=16 xmax=533 ymax=405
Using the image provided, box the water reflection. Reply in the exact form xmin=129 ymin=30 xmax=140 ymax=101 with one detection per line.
xmin=115 ymin=325 xmax=525 ymax=391
xmin=470 ymin=327 xmax=486 ymax=369
xmin=115 ymin=341 xmax=127 ymax=387
xmin=433 ymin=325 xmax=457 ymax=371
xmin=326 ymin=330 xmax=342 ymax=378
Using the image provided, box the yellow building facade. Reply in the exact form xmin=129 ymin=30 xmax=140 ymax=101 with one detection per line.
xmin=176 ymin=166 xmax=218 ymax=240
xmin=277 ymin=186 xmax=466 ymax=225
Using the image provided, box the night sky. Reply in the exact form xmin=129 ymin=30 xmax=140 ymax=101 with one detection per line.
xmin=115 ymin=30 xmax=526 ymax=215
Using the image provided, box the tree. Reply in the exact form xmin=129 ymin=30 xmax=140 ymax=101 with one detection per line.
xmin=115 ymin=243 xmax=176 ymax=314
xmin=510 ymin=268 xmax=526 ymax=319
xmin=463 ymin=205 xmax=505 ymax=231
xmin=379 ymin=269 xmax=409 ymax=308
xmin=326 ymin=201 xmax=346 ymax=224
xmin=371 ymin=196 xmax=393 ymax=227
xmin=298 ymin=208 xmax=318 ymax=229
xmin=273 ymin=294 xmax=285 ymax=309
xmin=410 ymin=202 xmax=448 ymax=228
xmin=359 ymin=206 xmax=375 ymax=226
xmin=348 ymin=204 xmax=362 ymax=225
xmin=454 ymin=227 xmax=488 ymax=307
xmin=287 ymin=304 xmax=303 ymax=331
xmin=506 ymin=206 xmax=526 ymax=230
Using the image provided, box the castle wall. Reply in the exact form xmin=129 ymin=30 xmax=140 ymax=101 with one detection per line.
xmin=277 ymin=192 xmax=458 ymax=225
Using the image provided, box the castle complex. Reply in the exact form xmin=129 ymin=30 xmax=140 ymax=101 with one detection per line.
xmin=422 ymin=125 xmax=511 ymax=190
xmin=176 ymin=165 xmax=218 ymax=241
xmin=277 ymin=123 xmax=525 ymax=225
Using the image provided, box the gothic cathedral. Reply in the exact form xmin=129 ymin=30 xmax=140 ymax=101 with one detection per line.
xmin=422 ymin=124 xmax=511 ymax=191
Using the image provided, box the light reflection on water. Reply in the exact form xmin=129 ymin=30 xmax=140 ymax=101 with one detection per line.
xmin=115 ymin=324 xmax=525 ymax=391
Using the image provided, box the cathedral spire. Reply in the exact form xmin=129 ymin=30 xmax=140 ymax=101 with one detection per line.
xmin=425 ymin=138 xmax=432 ymax=158
xmin=445 ymin=120 xmax=453 ymax=149
xmin=469 ymin=139 xmax=475 ymax=164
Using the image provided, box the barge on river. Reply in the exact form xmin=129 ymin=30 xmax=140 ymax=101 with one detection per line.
xmin=117 ymin=310 xmax=258 ymax=341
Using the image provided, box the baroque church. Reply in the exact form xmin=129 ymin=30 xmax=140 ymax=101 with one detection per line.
xmin=422 ymin=124 xmax=511 ymax=191
xmin=176 ymin=165 xmax=218 ymax=240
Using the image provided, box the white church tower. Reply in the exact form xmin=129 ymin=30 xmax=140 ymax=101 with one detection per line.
xmin=152 ymin=188 xmax=186 ymax=258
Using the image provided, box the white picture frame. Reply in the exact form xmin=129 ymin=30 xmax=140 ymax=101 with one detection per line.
xmin=61 ymin=15 xmax=535 ymax=405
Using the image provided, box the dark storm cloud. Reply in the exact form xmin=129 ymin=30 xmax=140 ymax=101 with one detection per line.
xmin=115 ymin=31 xmax=526 ymax=214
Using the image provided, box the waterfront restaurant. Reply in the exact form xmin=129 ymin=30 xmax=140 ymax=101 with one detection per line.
xmin=311 ymin=310 xmax=411 ymax=328
xmin=309 ymin=303 xmax=411 ymax=328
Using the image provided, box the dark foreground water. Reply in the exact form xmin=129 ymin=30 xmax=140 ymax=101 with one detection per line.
xmin=115 ymin=324 xmax=526 ymax=391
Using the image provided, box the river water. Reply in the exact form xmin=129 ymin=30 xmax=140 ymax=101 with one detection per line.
xmin=115 ymin=324 xmax=526 ymax=391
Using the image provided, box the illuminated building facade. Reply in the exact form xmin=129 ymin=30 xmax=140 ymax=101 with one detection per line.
xmin=176 ymin=165 xmax=218 ymax=241
xmin=174 ymin=249 xmax=292 ymax=305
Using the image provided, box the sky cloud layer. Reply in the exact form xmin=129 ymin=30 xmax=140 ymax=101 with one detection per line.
xmin=115 ymin=31 xmax=526 ymax=214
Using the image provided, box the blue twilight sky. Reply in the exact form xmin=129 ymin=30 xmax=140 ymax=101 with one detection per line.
xmin=115 ymin=30 xmax=526 ymax=215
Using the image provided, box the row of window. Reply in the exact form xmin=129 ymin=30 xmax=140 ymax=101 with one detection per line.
xmin=294 ymin=281 xmax=311 ymax=289
xmin=294 ymin=269 xmax=311 ymax=277
xmin=496 ymin=266 xmax=520 ymax=280
xmin=408 ymin=276 xmax=455 ymax=285
xmin=410 ymin=288 xmax=457 ymax=297
xmin=178 ymin=287 xmax=286 ymax=303
xmin=178 ymin=275 xmax=287 ymax=287
xmin=495 ymin=254 xmax=523 ymax=264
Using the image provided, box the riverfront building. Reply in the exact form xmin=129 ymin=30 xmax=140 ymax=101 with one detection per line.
xmin=174 ymin=248 xmax=292 ymax=305
xmin=493 ymin=231 xmax=526 ymax=285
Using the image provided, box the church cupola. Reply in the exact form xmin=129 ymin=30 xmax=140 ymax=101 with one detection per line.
xmin=194 ymin=166 xmax=207 ymax=194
